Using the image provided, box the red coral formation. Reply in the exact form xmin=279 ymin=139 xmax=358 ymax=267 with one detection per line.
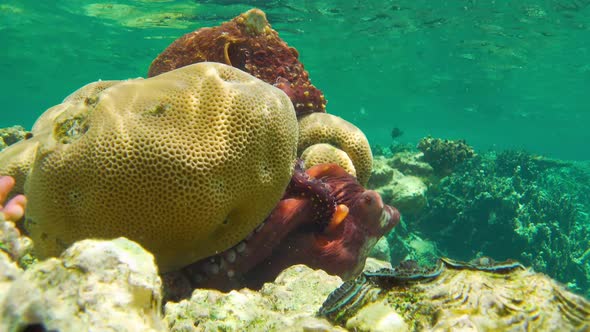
xmin=148 ymin=8 xmax=326 ymax=116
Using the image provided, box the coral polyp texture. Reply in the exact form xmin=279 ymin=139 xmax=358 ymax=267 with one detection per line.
xmin=148 ymin=8 xmax=326 ymax=116
xmin=0 ymin=62 xmax=298 ymax=273
xmin=300 ymin=143 xmax=357 ymax=178
xmin=298 ymin=113 xmax=373 ymax=186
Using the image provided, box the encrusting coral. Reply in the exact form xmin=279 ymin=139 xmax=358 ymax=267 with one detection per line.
xmin=148 ymin=8 xmax=326 ymax=116
xmin=0 ymin=62 xmax=299 ymax=273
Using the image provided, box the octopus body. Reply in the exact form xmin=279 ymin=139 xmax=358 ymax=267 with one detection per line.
xmin=166 ymin=161 xmax=400 ymax=295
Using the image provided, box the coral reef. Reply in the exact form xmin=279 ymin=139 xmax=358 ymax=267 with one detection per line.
xmin=0 ymin=62 xmax=299 ymax=273
xmin=404 ymin=150 xmax=590 ymax=295
xmin=298 ymin=113 xmax=373 ymax=185
xmin=148 ymin=8 xmax=326 ymax=116
xmin=2 ymin=218 xmax=587 ymax=332
xmin=371 ymin=142 xmax=416 ymax=159
xmin=165 ymin=162 xmax=400 ymax=295
xmin=320 ymin=257 xmax=590 ymax=331
xmin=417 ymin=136 xmax=475 ymax=175
xmin=0 ymin=237 xmax=165 ymax=332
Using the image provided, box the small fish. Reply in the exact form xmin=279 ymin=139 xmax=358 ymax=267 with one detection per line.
xmin=390 ymin=127 xmax=404 ymax=139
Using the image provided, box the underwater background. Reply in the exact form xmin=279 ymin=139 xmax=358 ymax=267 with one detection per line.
xmin=1 ymin=0 xmax=589 ymax=296
xmin=2 ymin=0 xmax=590 ymax=160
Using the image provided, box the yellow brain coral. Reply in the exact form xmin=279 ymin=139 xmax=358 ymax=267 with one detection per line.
xmin=1 ymin=62 xmax=298 ymax=272
xmin=297 ymin=113 xmax=372 ymax=185
xmin=300 ymin=143 xmax=357 ymax=178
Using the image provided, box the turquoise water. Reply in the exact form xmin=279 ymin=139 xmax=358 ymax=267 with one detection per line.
xmin=2 ymin=0 xmax=589 ymax=160
xmin=1 ymin=0 xmax=590 ymax=315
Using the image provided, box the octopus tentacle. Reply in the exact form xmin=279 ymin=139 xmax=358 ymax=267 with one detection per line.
xmin=175 ymin=160 xmax=343 ymax=290
xmin=165 ymin=162 xmax=398 ymax=295
xmin=284 ymin=160 xmax=341 ymax=231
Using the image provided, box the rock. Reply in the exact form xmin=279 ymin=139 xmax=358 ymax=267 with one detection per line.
xmin=363 ymin=257 xmax=393 ymax=272
xmin=387 ymin=151 xmax=433 ymax=177
xmin=367 ymin=156 xmax=395 ymax=189
xmin=0 ymin=216 xmax=30 ymax=309
xmin=346 ymin=300 xmax=409 ymax=332
xmin=368 ymin=157 xmax=432 ymax=215
xmin=376 ymin=171 xmax=428 ymax=216
xmin=369 ymin=237 xmax=391 ymax=262
xmin=0 ymin=215 xmax=32 ymax=265
xmin=165 ymin=264 xmax=345 ymax=331
xmin=0 ymin=237 xmax=165 ymax=332
xmin=0 ymin=251 xmax=21 ymax=301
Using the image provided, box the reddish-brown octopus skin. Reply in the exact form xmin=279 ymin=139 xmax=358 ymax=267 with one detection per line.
xmin=147 ymin=8 xmax=326 ymax=116
xmin=174 ymin=163 xmax=400 ymax=293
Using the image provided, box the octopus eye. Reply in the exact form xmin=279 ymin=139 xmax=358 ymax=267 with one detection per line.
xmin=363 ymin=195 xmax=373 ymax=205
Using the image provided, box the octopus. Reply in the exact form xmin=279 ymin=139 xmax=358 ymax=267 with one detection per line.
xmin=164 ymin=161 xmax=400 ymax=297
xmin=148 ymin=8 xmax=326 ymax=117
